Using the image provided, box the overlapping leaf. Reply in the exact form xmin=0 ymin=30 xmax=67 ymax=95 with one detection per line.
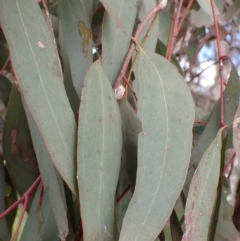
xmin=20 ymin=185 xmax=59 ymax=241
xmin=3 ymin=87 xmax=39 ymax=196
xmin=77 ymin=60 xmax=122 ymax=240
xmin=58 ymin=0 xmax=93 ymax=98
xmin=119 ymin=50 xmax=195 ymax=241
xmin=182 ymin=128 xmax=224 ymax=241
xmin=101 ymin=0 xmax=136 ymax=85
xmin=0 ymin=0 xmax=77 ymax=194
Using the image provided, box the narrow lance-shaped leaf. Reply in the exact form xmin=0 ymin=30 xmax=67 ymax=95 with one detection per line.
xmin=77 ymin=60 xmax=122 ymax=240
xmin=101 ymin=0 xmax=136 ymax=85
xmin=0 ymin=0 xmax=77 ymax=194
xmin=58 ymin=0 xmax=93 ymax=98
xmin=24 ymin=104 xmax=69 ymax=238
xmin=118 ymin=98 xmax=142 ymax=190
xmin=3 ymin=87 xmax=39 ymax=197
xmin=182 ymin=127 xmax=225 ymax=241
xmin=120 ymin=50 xmax=195 ymax=241
xmin=20 ymin=185 xmax=59 ymax=241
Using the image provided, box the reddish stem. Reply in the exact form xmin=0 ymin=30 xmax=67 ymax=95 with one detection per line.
xmin=210 ymin=0 xmax=226 ymax=127
xmin=114 ymin=1 xmax=167 ymax=89
xmin=0 ymin=176 xmax=41 ymax=219
xmin=116 ymin=184 xmax=131 ymax=203
xmin=194 ymin=121 xmax=208 ymax=125
xmin=177 ymin=0 xmax=194 ymax=34
xmin=166 ymin=0 xmax=184 ymax=60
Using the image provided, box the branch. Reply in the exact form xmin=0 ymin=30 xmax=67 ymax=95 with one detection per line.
xmin=114 ymin=0 xmax=168 ymax=89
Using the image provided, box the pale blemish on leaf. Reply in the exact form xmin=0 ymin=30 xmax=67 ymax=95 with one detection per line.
xmin=78 ymin=21 xmax=92 ymax=58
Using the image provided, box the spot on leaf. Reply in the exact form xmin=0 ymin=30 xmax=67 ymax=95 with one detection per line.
xmin=78 ymin=21 xmax=92 ymax=58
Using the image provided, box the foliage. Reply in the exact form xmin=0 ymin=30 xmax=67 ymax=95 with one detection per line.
xmin=0 ymin=0 xmax=240 ymax=241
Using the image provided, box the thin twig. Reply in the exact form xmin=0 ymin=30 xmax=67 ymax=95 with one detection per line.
xmin=177 ymin=0 xmax=194 ymax=33
xmin=116 ymin=184 xmax=131 ymax=203
xmin=114 ymin=0 xmax=168 ymax=89
xmin=0 ymin=176 xmax=41 ymax=219
xmin=166 ymin=0 xmax=184 ymax=60
xmin=210 ymin=0 xmax=226 ymax=127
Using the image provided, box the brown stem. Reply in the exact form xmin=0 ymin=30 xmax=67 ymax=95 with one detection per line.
xmin=114 ymin=0 xmax=168 ymax=89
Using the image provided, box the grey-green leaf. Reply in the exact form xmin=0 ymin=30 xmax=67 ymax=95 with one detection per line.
xmin=77 ymin=60 xmax=122 ymax=240
xmin=182 ymin=128 xmax=224 ymax=241
xmin=58 ymin=0 xmax=93 ymax=98
xmin=119 ymin=50 xmax=195 ymax=241
xmin=102 ymin=0 xmax=136 ymax=85
xmin=0 ymin=0 xmax=77 ymax=194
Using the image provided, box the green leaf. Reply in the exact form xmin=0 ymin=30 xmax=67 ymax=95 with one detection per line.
xmin=58 ymin=0 xmax=93 ymax=99
xmin=77 ymin=60 xmax=122 ymax=240
xmin=116 ymin=160 xmax=131 ymax=232
xmin=155 ymin=39 xmax=183 ymax=75
xmin=3 ymin=87 xmax=39 ymax=196
xmin=191 ymin=63 xmax=240 ymax=168
xmin=138 ymin=0 xmax=161 ymax=51
xmin=0 ymin=0 xmax=77 ymax=195
xmin=0 ymin=161 xmax=10 ymax=241
xmin=20 ymin=185 xmax=59 ymax=241
xmin=170 ymin=210 xmax=183 ymax=241
xmin=99 ymin=0 xmax=128 ymax=32
xmin=182 ymin=127 xmax=224 ymax=241
xmin=119 ymin=50 xmax=195 ymax=241
xmin=59 ymin=24 xmax=79 ymax=113
xmin=102 ymin=0 xmax=136 ymax=85
xmin=118 ymin=98 xmax=142 ymax=190
xmin=24 ymin=105 xmax=69 ymax=237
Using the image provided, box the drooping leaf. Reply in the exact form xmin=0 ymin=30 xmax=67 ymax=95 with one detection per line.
xmin=99 ymin=0 xmax=128 ymax=33
xmin=155 ymin=39 xmax=183 ymax=75
xmin=191 ymin=63 xmax=240 ymax=168
xmin=118 ymin=98 xmax=142 ymax=190
xmin=138 ymin=0 xmax=160 ymax=51
xmin=115 ymin=159 xmax=131 ymax=232
xmin=119 ymin=50 xmax=195 ymax=241
xmin=0 ymin=0 xmax=77 ymax=195
xmin=24 ymin=104 xmax=69 ymax=238
xmin=20 ymin=185 xmax=59 ymax=241
xmin=59 ymin=24 xmax=79 ymax=114
xmin=101 ymin=0 xmax=136 ymax=85
xmin=182 ymin=127 xmax=225 ymax=241
xmin=0 ymin=161 xmax=10 ymax=241
xmin=58 ymin=0 xmax=93 ymax=99
xmin=3 ymin=86 xmax=39 ymax=197
xmin=77 ymin=60 xmax=122 ymax=240
xmin=170 ymin=210 xmax=183 ymax=241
